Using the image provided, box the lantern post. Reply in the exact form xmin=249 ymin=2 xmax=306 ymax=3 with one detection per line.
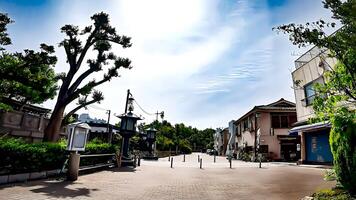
xmin=117 ymin=89 xmax=142 ymax=166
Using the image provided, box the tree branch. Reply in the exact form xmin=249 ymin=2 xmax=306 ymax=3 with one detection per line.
xmin=62 ymin=98 xmax=99 ymax=125
xmin=76 ymin=27 xmax=98 ymax=69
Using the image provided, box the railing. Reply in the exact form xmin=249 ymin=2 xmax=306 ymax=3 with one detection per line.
xmin=79 ymin=153 xmax=117 ymax=171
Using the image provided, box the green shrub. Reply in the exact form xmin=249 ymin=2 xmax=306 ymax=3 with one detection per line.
xmin=312 ymin=188 xmax=354 ymax=200
xmin=180 ymin=144 xmax=192 ymax=154
xmin=239 ymin=152 xmax=252 ymax=162
xmin=80 ymin=140 xmax=118 ymax=166
xmin=0 ymin=137 xmax=118 ymax=174
xmin=330 ymin=117 xmax=356 ymax=194
xmin=324 ymin=169 xmax=337 ymax=182
xmin=0 ymin=138 xmax=66 ymax=174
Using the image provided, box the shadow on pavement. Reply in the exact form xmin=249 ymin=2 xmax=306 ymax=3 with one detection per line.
xmin=29 ymin=180 xmax=99 ymax=198
xmin=109 ymin=166 xmax=137 ymax=173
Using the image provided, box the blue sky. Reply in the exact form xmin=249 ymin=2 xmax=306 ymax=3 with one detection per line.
xmin=0 ymin=0 xmax=333 ymax=128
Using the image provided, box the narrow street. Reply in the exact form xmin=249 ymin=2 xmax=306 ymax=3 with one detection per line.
xmin=0 ymin=153 xmax=334 ymax=200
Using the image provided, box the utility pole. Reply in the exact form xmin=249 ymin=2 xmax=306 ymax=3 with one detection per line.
xmin=125 ymin=89 xmax=131 ymax=113
xmin=106 ymin=109 xmax=112 ymax=143
xmin=155 ymin=111 xmax=164 ymax=121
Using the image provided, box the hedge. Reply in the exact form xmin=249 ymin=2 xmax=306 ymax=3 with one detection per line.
xmin=0 ymin=138 xmax=118 ymax=175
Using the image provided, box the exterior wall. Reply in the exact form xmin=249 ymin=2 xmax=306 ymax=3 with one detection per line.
xmin=0 ymin=111 xmax=49 ymax=142
xmin=292 ymin=53 xmax=337 ymax=122
xmin=236 ymin=111 xmax=297 ymax=160
xmin=222 ymin=130 xmax=229 ymax=156
xmin=214 ymin=129 xmax=223 ymax=154
xmin=292 ymin=47 xmax=337 ymax=164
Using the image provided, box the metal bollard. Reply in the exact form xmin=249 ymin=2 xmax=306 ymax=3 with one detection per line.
xmin=229 ymin=157 xmax=232 ymax=169
xmin=198 ymin=155 xmax=200 ymax=162
xmin=200 ymin=158 xmax=202 ymax=169
xmin=168 ymin=155 xmax=171 ymax=162
xmin=214 ymin=154 xmax=216 ymax=163
xmin=183 ymin=154 xmax=185 ymax=162
xmin=171 ymin=157 xmax=174 ymax=168
xmin=138 ymin=156 xmax=141 ymax=166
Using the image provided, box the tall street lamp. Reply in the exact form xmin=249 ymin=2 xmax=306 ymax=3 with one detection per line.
xmin=117 ymin=89 xmax=142 ymax=166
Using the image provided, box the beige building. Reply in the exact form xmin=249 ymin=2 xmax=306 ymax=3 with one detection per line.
xmin=290 ymin=46 xmax=336 ymax=164
xmin=234 ymin=99 xmax=298 ymax=161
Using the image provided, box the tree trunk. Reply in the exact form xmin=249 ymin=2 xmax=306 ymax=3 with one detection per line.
xmin=43 ymin=105 xmax=65 ymax=142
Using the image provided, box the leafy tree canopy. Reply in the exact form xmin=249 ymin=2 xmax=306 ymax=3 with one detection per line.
xmin=0 ymin=13 xmax=58 ymax=111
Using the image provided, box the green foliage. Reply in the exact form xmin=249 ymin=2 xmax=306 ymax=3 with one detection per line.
xmin=329 ymin=117 xmax=356 ymax=193
xmin=0 ymin=13 xmax=12 ymax=49
xmin=144 ymin=120 xmax=214 ymax=154
xmin=312 ymin=188 xmax=354 ymax=200
xmin=239 ymin=152 xmax=252 ymax=162
xmin=80 ymin=140 xmax=118 ymax=166
xmin=45 ymin=12 xmax=133 ymax=141
xmin=0 ymin=13 xmax=58 ymax=110
xmin=275 ymin=0 xmax=356 ymax=193
xmin=324 ymin=169 xmax=337 ymax=182
xmin=0 ymin=137 xmax=117 ymax=174
xmin=0 ymin=138 xmax=66 ymax=174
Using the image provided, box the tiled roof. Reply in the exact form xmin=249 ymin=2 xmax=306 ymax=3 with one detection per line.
xmin=233 ymin=98 xmax=296 ymax=124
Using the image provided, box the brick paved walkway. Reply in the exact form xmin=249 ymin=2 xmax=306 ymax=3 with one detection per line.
xmin=0 ymin=153 xmax=334 ymax=200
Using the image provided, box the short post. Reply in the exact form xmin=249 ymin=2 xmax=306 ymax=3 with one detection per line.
xmin=229 ymin=157 xmax=232 ymax=169
xmin=183 ymin=154 xmax=185 ymax=162
xmin=67 ymin=151 xmax=80 ymax=181
xmin=171 ymin=157 xmax=174 ymax=168
xmin=200 ymin=158 xmax=202 ymax=169
xmin=198 ymin=155 xmax=200 ymax=162
xmin=168 ymin=154 xmax=171 ymax=161
xmin=138 ymin=155 xmax=141 ymax=166
xmin=259 ymin=153 xmax=262 ymax=169
xmin=214 ymin=154 xmax=216 ymax=163
xmin=133 ymin=155 xmax=137 ymax=168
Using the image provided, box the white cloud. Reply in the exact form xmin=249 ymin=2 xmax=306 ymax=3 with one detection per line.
xmin=3 ymin=0 xmax=335 ymax=128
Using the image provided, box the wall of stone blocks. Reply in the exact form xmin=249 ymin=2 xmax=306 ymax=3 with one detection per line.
xmin=0 ymin=111 xmax=49 ymax=142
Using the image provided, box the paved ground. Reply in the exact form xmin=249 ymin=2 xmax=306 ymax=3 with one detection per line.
xmin=0 ymin=153 xmax=335 ymax=200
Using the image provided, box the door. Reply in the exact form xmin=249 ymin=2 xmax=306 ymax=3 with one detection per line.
xmin=305 ymin=129 xmax=333 ymax=163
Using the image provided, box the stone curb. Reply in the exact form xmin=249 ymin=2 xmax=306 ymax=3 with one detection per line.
xmin=0 ymin=169 xmax=62 ymax=185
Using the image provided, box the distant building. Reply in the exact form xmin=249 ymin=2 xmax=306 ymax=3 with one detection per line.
xmin=214 ymin=128 xmax=223 ymax=155
xmin=213 ymin=128 xmax=229 ymax=156
xmin=234 ymin=98 xmax=298 ymax=161
xmin=78 ymin=113 xmax=106 ymax=124
xmin=78 ymin=113 xmax=119 ymax=142
xmin=289 ymin=46 xmax=336 ymax=164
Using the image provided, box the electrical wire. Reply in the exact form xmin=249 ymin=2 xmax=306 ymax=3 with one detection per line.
xmin=133 ymin=99 xmax=156 ymax=116
xmin=88 ymin=104 xmax=108 ymax=111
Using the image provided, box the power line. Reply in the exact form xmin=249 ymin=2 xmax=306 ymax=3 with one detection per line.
xmin=133 ymin=99 xmax=156 ymax=116
xmin=88 ymin=104 xmax=108 ymax=111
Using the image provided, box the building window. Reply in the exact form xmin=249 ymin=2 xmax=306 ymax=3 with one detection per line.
xmin=271 ymin=114 xmax=296 ymax=128
xmin=304 ymin=83 xmax=316 ymax=106
xmin=289 ymin=115 xmax=297 ymax=127
xmin=271 ymin=115 xmax=280 ymax=128
xmin=259 ymin=145 xmax=268 ymax=153
xmin=303 ymin=77 xmax=324 ymax=106
xmin=243 ymin=120 xmax=248 ymax=131
xmin=280 ymin=116 xmax=288 ymax=128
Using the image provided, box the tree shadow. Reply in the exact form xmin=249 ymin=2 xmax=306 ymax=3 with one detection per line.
xmin=109 ymin=166 xmax=137 ymax=173
xmin=28 ymin=179 xmax=99 ymax=198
